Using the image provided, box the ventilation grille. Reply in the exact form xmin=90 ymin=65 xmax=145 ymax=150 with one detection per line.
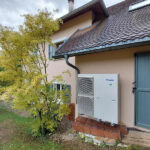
xmin=77 ymin=77 xmax=94 ymax=117
xmin=78 ymin=77 xmax=94 ymax=96
xmin=77 ymin=96 xmax=94 ymax=116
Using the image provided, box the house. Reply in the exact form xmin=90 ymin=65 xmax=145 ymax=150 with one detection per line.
xmin=46 ymin=0 xmax=102 ymax=109
xmin=47 ymin=0 xmax=107 ymax=120
xmin=49 ymin=0 xmax=150 ymax=144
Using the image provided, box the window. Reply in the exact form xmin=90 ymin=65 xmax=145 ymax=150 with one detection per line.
xmin=129 ymin=0 xmax=150 ymax=11
xmin=49 ymin=39 xmax=66 ymax=59
xmin=53 ymin=83 xmax=64 ymax=91
xmin=56 ymin=41 xmax=64 ymax=49
xmin=52 ymin=83 xmax=71 ymax=103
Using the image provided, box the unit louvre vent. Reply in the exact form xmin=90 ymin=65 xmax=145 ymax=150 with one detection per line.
xmin=78 ymin=96 xmax=94 ymax=116
xmin=78 ymin=77 xmax=94 ymax=96
xmin=77 ymin=77 xmax=94 ymax=117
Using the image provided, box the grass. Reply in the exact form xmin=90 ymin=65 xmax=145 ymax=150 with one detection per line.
xmin=0 ymin=104 xmax=60 ymax=150
xmin=0 ymin=103 xmax=148 ymax=150
xmin=0 ymin=139 xmax=59 ymax=150
xmin=0 ymin=104 xmax=31 ymax=124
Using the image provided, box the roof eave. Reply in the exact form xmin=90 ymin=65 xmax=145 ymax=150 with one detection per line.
xmin=53 ymin=37 xmax=150 ymax=59
xmin=61 ymin=0 xmax=109 ymax=22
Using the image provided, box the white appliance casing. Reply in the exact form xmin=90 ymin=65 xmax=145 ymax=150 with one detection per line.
xmin=77 ymin=74 xmax=119 ymax=124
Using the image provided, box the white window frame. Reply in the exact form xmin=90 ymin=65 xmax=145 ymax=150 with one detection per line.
xmin=53 ymin=82 xmax=66 ymax=104
xmin=49 ymin=37 xmax=67 ymax=60
xmin=53 ymin=37 xmax=67 ymax=55
xmin=129 ymin=0 xmax=150 ymax=11
xmin=53 ymin=82 xmax=65 ymax=91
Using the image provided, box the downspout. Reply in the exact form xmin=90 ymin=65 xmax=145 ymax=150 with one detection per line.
xmin=64 ymin=54 xmax=80 ymax=74
xmin=64 ymin=54 xmax=80 ymax=107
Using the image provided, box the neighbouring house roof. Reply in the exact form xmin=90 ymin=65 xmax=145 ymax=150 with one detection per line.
xmin=62 ymin=0 xmax=108 ymax=23
xmin=54 ymin=0 xmax=150 ymax=59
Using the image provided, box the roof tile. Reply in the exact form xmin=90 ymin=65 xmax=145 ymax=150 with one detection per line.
xmin=56 ymin=0 xmax=150 ymax=56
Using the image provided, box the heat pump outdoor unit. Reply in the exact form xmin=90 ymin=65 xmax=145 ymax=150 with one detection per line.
xmin=77 ymin=74 xmax=119 ymax=124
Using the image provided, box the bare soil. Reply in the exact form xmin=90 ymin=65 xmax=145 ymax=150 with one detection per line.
xmin=0 ymin=120 xmax=14 ymax=144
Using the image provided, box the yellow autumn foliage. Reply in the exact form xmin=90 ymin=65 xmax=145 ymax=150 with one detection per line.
xmin=0 ymin=9 xmax=70 ymax=136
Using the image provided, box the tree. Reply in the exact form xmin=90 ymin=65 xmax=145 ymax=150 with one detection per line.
xmin=0 ymin=67 xmax=10 ymax=87
xmin=0 ymin=10 xmax=70 ymax=136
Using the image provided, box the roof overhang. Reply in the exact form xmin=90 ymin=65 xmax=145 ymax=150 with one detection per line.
xmin=61 ymin=0 xmax=108 ymax=23
xmin=53 ymin=37 xmax=150 ymax=59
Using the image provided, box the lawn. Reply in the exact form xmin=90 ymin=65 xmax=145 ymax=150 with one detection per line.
xmin=0 ymin=103 xmax=148 ymax=150
xmin=0 ymin=104 xmax=60 ymax=150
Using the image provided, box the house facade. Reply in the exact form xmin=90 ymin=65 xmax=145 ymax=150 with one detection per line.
xmin=46 ymin=4 xmax=94 ymax=104
xmin=51 ymin=0 xmax=150 ymax=141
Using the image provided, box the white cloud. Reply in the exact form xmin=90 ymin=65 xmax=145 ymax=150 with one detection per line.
xmin=0 ymin=0 xmax=124 ymax=29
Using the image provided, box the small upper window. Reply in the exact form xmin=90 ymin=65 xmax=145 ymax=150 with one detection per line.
xmin=49 ymin=40 xmax=66 ymax=59
xmin=56 ymin=41 xmax=64 ymax=49
xmin=129 ymin=0 xmax=150 ymax=11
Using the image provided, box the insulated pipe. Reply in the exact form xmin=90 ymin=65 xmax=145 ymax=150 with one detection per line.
xmin=64 ymin=54 xmax=80 ymax=74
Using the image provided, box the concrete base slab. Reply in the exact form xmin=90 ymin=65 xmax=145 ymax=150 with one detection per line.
xmin=122 ymin=130 xmax=150 ymax=148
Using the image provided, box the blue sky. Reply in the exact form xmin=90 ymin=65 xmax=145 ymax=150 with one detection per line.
xmin=0 ymin=0 xmax=124 ymax=29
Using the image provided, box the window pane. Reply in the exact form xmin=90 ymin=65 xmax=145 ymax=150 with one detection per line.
xmin=57 ymin=84 xmax=61 ymax=91
xmin=49 ymin=45 xmax=53 ymax=59
xmin=56 ymin=41 xmax=64 ymax=49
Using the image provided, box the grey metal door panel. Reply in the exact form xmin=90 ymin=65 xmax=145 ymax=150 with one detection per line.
xmin=135 ymin=53 xmax=150 ymax=129
xmin=136 ymin=92 xmax=150 ymax=128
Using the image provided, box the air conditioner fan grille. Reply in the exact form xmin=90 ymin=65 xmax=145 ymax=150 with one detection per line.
xmin=77 ymin=96 xmax=94 ymax=117
xmin=78 ymin=77 xmax=94 ymax=96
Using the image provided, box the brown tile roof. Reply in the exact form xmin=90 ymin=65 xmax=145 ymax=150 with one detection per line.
xmin=55 ymin=0 xmax=150 ymax=58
